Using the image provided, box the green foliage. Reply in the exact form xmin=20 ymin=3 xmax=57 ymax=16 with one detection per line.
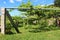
xmin=6 ymin=16 xmax=23 ymax=33
xmin=6 ymin=19 xmax=12 ymax=33
xmin=17 ymin=0 xmax=60 ymax=32
xmin=39 ymin=19 xmax=50 ymax=31
xmin=54 ymin=0 xmax=60 ymax=7
xmin=19 ymin=0 xmax=32 ymax=8
xmin=12 ymin=16 xmax=23 ymax=27
xmin=5 ymin=0 xmax=60 ymax=34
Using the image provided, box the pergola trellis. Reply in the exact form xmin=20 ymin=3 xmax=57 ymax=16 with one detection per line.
xmin=0 ymin=8 xmax=60 ymax=34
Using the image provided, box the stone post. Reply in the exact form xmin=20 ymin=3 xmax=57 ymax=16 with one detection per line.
xmin=1 ymin=8 xmax=6 ymax=34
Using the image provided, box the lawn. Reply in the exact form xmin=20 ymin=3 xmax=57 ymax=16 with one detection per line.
xmin=0 ymin=27 xmax=60 ymax=40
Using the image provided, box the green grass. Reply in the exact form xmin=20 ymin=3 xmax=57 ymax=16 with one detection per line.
xmin=0 ymin=27 xmax=60 ymax=40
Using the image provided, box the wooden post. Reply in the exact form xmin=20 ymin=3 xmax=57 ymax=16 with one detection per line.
xmin=6 ymin=10 xmax=20 ymax=33
xmin=1 ymin=8 xmax=6 ymax=34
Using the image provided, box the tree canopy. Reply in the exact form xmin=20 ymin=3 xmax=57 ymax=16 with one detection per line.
xmin=54 ymin=0 xmax=60 ymax=7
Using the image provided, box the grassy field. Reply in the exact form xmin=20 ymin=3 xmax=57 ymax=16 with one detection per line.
xmin=0 ymin=27 xmax=60 ymax=40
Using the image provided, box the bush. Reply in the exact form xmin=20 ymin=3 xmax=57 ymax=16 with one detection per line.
xmin=48 ymin=25 xmax=60 ymax=30
xmin=6 ymin=20 xmax=12 ymax=33
xmin=38 ymin=19 xmax=59 ymax=31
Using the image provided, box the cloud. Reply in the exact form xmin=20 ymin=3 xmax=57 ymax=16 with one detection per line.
xmin=16 ymin=0 xmax=22 ymax=2
xmin=10 ymin=0 xmax=14 ymax=3
xmin=41 ymin=5 xmax=45 ymax=6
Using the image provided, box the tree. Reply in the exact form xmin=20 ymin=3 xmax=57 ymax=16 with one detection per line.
xmin=54 ymin=0 xmax=60 ymax=7
xmin=19 ymin=0 xmax=32 ymax=8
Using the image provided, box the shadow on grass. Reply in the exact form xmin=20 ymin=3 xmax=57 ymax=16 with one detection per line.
xmin=5 ymin=31 xmax=22 ymax=35
xmin=29 ymin=28 xmax=51 ymax=33
xmin=29 ymin=25 xmax=60 ymax=33
xmin=5 ymin=31 xmax=16 ymax=35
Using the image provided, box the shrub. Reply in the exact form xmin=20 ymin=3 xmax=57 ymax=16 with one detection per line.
xmin=6 ymin=20 xmax=12 ymax=34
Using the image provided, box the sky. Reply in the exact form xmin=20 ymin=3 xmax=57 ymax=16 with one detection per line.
xmin=0 ymin=0 xmax=54 ymax=8
xmin=0 ymin=0 xmax=54 ymax=16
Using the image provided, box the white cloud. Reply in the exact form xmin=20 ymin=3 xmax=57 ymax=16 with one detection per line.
xmin=16 ymin=0 xmax=22 ymax=2
xmin=10 ymin=0 xmax=14 ymax=3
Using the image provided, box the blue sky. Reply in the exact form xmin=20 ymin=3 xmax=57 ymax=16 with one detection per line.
xmin=0 ymin=0 xmax=54 ymax=16
xmin=0 ymin=0 xmax=54 ymax=8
